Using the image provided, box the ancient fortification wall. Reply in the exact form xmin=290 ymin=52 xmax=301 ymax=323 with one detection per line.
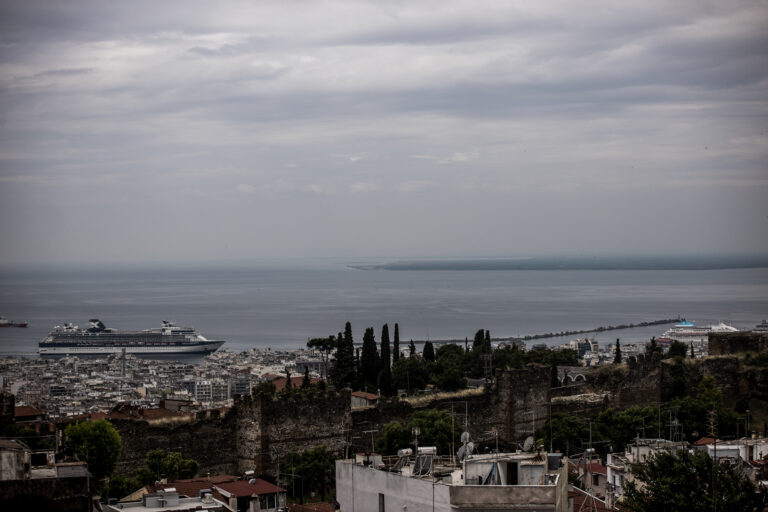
xmin=710 ymin=331 xmax=768 ymax=356
xmin=113 ymin=409 xmax=238 ymax=476
xmin=235 ymin=389 xmax=351 ymax=476
xmin=107 ymin=355 xmax=768 ymax=478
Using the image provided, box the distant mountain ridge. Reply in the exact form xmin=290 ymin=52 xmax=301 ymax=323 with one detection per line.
xmin=351 ymin=255 xmax=768 ymax=271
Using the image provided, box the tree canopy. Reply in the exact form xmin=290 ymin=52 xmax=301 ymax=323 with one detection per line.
xmin=283 ymin=446 xmax=336 ymax=502
xmin=622 ymin=449 xmax=764 ymax=511
xmin=376 ymin=409 xmax=461 ymax=456
xmin=64 ymin=420 xmax=122 ymax=481
xmin=330 ymin=323 xmax=356 ymax=388
xmin=360 ymin=327 xmax=380 ymax=392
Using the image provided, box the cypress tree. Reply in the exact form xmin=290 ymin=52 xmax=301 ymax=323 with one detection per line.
xmin=409 ymin=339 xmax=416 ymax=357
xmin=423 ymin=340 xmax=435 ymax=362
xmin=285 ymin=368 xmax=292 ymax=389
xmin=473 ymin=329 xmax=485 ymax=352
xmin=393 ymin=323 xmax=400 ymax=363
xmin=614 ymin=339 xmax=622 ymax=364
xmin=360 ymin=327 xmax=380 ymax=391
xmin=302 ymin=367 xmax=311 ymax=388
xmin=331 ymin=323 xmax=356 ymax=388
xmin=690 ymin=342 xmax=695 ymax=358
xmin=485 ymin=329 xmax=491 ymax=350
xmin=381 ymin=324 xmax=391 ymax=371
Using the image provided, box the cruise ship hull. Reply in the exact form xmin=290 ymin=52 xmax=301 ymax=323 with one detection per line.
xmin=38 ymin=340 xmax=225 ymax=356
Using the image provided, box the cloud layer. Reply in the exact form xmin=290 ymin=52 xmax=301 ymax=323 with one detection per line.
xmin=1 ymin=1 xmax=767 ymax=263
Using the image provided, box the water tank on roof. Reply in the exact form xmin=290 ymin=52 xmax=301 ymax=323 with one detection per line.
xmin=397 ymin=448 xmax=413 ymax=457
xmin=418 ymin=446 xmax=437 ymax=455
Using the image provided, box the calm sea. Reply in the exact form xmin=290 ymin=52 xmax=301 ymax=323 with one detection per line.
xmin=1 ymin=261 xmax=767 ymax=357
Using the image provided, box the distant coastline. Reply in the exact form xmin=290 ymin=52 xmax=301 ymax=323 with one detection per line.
xmin=350 ymin=255 xmax=768 ymax=271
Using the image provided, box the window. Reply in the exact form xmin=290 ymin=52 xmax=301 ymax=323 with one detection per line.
xmin=378 ymin=493 xmax=385 ymax=512
xmin=592 ymin=474 xmax=600 ymax=486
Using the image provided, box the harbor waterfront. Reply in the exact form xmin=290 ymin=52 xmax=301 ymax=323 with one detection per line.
xmin=1 ymin=263 xmax=768 ymax=356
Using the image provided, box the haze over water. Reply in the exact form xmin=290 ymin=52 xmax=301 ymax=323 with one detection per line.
xmin=1 ymin=259 xmax=767 ymax=357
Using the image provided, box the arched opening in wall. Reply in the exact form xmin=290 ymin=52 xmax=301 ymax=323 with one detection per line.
xmin=574 ymin=375 xmax=585 ymax=383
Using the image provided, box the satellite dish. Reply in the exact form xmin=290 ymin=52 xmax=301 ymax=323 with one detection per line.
xmin=466 ymin=442 xmax=474 ymax=455
xmin=523 ymin=436 xmax=535 ymax=452
xmin=456 ymin=445 xmax=466 ymax=461
xmin=460 ymin=431 xmax=471 ymax=443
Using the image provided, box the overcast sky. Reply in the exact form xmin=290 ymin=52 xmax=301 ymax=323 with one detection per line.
xmin=1 ymin=1 xmax=766 ymax=265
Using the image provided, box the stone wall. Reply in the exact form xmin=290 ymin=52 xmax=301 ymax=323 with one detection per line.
xmin=710 ymin=332 xmax=768 ymax=356
xmin=490 ymin=364 xmax=551 ymax=444
xmin=348 ymin=365 xmax=552 ymax=453
xmin=113 ymin=409 xmax=238 ymax=476
xmin=235 ymin=389 xmax=351 ymax=476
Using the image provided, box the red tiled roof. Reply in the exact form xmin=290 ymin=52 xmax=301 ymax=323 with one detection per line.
xmin=694 ymin=437 xmax=716 ymax=446
xmin=351 ymin=391 xmax=379 ymax=401
xmin=585 ymin=462 xmax=607 ymax=475
xmin=148 ymin=475 xmax=240 ymax=497
xmin=215 ymin=479 xmax=285 ymax=497
xmin=14 ymin=405 xmax=43 ymax=418
xmin=569 ymin=486 xmax=611 ymax=511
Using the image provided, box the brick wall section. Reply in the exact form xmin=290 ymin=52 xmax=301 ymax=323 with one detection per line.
xmin=709 ymin=332 xmax=768 ymax=355
xmin=112 ymin=409 xmax=238 ymax=476
xmin=235 ymin=389 xmax=351 ymax=476
xmin=490 ymin=364 xmax=552 ymax=444
xmin=350 ymin=365 xmax=553 ymax=453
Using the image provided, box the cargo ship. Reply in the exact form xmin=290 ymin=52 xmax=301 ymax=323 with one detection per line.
xmin=0 ymin=316 xmax=28 ymax=328
xmin=38 ymin=319 xmax=225 ymax=356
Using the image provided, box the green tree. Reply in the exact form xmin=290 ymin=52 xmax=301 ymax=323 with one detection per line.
xmin=284 ymin=446 xmax=336 ymax=502
xmin=253 ymin=381 xmax=276 ymax=397
xmin=622 ymin=450 xmax=763 ymax=511
xmin=690 ymin=342 xmax=695 ymax=358
xmin=613 ymin=339 xmax=622 ymax=364
xmin=302 ymin=367 xmax=311 ymax=388
xmin=376 ymin=410 xmax=460 ymax=456
xmin=422 ymin=340 xmax=435 ymax=362
xmin=136 ymin=449 xmax=199 ymax=485
xmin=307 ymin=335 xmax=335 ymax=380
xmin=393 ymin=323 xmax=400 ymax=363
xmin=331 ymin=323 xmax=356 ymax=388
xmin=379 ymin=324 xmax=393 ymax=396
xmin=667 ymin=340 xmax=688 ymax=359
xmin=360 ymin=327 xmax=380 ymax=391
xmin=392 ymin=357 xmax=428 ymax=394
xmin=430 ymin=344 xmax=467 ymax=391
xmin=380 ymin=324 xmax=391 ymax=371
xmin=64 ymin=420 xmax=122 ymax=481
xmin=409 ymin=339 xmax=416 ymax=357
xmin=375 ymin=421 xmax=410 ymax=455
xmin=472 ymin=329 xmax=486 ymax=352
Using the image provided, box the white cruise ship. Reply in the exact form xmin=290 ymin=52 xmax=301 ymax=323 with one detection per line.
xmin=38 ymin=319 xmax=225 ymax=356
xmin=658 ymin=319 xmax=737 ymax=352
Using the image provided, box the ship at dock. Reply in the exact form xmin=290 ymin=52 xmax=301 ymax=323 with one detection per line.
xmin=38 ymin=319 xmax=225 ymax=356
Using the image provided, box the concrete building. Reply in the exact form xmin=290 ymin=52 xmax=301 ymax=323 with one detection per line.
xmin=0 ymin=440 xmax=30 ymax=480
xmin=105 ymin=488 xmax=227 ymax=511
xmin=336 ymin=449 xmax=568 ymax=512
xmin=350 ymin=391 xmax=379 ymax=410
